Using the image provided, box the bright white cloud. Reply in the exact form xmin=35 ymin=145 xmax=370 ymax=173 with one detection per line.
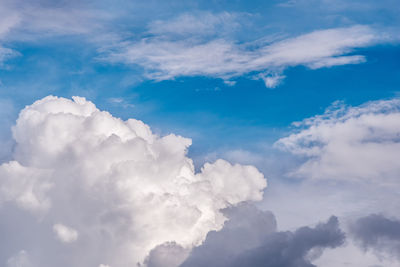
xmin=0 ymin=95 xmax=266 ymax=266
xmin=106 ymin=20 xmax=390 ymax=86
xmin=275 ymin=98 xmax=400 ymax=184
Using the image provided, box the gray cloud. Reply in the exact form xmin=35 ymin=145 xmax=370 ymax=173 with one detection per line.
xmin=144 ymin=242 xmax=190 ymax=267
xmin=179 ymin=204 xmax=345 ymax=267
xmin=350 ymin=214 xmax=400 ymax=260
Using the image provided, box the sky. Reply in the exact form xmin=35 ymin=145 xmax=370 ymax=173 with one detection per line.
xmin=0 ymin=0 xmax=400 ymax=266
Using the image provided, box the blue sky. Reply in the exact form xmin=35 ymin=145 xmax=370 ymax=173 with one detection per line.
xmin=0 ymin=0 xmax=400 ymax=266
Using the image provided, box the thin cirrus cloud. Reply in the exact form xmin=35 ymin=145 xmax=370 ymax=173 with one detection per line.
xmin=275 ymin=98 xmax=400 ymax=183
xmin=104 ymin=12 xmax=391 ymax=87
xmin=0 ymin=95 xmax=266 ymax=267
xmin=0 ymin=0 xmax=104 ymax=38
xmin=0 ymin=0 xmax=109 ymax=66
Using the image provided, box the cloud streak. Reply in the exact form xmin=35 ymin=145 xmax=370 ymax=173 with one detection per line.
xmin=105 ymin=13 xmax=391 ymax=87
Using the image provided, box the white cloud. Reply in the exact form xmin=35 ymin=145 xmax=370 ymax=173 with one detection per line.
xmin=0 ymin=95 xmax=266 ymax=266
xmin=0 ymin=46 xmax=19 ymax=68
xmin=0 ymin=1 xmax=103 ymax=38
xmin=0 ymin=161 xmax=52 ymax=213
xmin=53 ymin=224 xmax=79 ymax=243
xmin=0 ymin=0 xmax=108 ymax=66
xmin=275 ymin=98 xmax=400 ymax=184
xmin=259 ymin=74 xmax=286 ymax=88
xmin=105 ymin=21 xmax=391 ymax=86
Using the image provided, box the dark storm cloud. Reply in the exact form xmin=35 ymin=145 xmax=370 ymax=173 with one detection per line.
xmin=179 ymin=204 xmax=345 ymax=267
xmin=350 ymin=214 xmax=400 ymax=260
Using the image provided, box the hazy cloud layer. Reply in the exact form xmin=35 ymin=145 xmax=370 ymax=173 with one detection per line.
xmin=0 ymin=96 xmax=266 ymax=266
xmin=179 ymin=204 xmax=345 ymax=267
xmin=276 ymin=99 xmax=400 ymax=183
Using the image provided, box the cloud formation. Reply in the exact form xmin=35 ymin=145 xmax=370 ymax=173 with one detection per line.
xmin=179 ymin=204 xmax=345 ymax=267
xmin=0 ymin=0 xmax=109 ymax=66
xmin=276 ymin=98 xmax=400 ymax=183
xmin=350 ymin=214 xmax=400 ymax=260
xmin=0 ymin=96 xmax=266 ymax=266
xmin=0 ymin=2 xmax=396 ymax=87
xmin=105 ymin=12 xmax=390 ymax=87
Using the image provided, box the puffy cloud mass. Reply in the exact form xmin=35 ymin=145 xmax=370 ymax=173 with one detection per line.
xmin=0 ymin=96 xmax=266 ymax=267
xmin=276 ymin=99 xmax=400 ymax=184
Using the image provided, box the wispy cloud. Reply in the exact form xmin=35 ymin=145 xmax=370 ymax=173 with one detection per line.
xmin=104 ymin=13 xmax=392 ymax=87
xmin=0 ymin=0 xmax=108 ymax=65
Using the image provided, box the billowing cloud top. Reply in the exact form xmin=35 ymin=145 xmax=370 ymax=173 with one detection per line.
xmin=0 ymin=96 xmax=266 ymax=267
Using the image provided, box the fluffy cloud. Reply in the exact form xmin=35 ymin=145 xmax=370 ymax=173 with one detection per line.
xmin=0 ymin=96 xmax=266 ymax=267
xmin=276 ymin=99 xmax=400 ymax=183
xmin=106 ymin=14 xmax=390 ymax=87
xmin=350 ymin=214 xmax=400 ymax=260
xmin=179 ymin=204 xmax=345 ymax=267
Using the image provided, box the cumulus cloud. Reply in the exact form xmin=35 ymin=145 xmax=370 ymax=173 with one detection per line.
xmin=180 ymin=204 xmax=345 ymax=267
xmin=105 ymin=14 xmax=391 ymax=87
xmin=275 ymin=98 xmax=400 ymax=183
xmin=0 ymin=95 xmax=266 ymax=266
xmin=350 ymin=214 xmax=400 ymax=260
